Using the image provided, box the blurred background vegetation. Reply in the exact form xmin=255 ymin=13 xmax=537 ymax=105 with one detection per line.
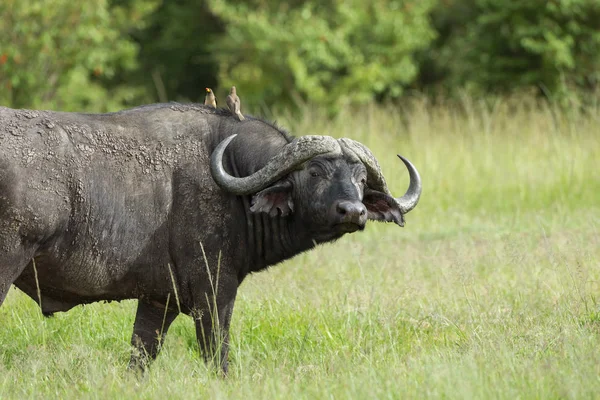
xmin=1 ymin=0 xmax=599 ymax=113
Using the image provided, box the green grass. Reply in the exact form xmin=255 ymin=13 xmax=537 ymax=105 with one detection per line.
xmin=1 ymin=97 xmax=600 ymax=398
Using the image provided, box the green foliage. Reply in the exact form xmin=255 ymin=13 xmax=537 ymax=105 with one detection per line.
xmin=421 ymin=0 xmax=600 ymax=97
xmin=0 ymin=0 xmax=158 ymax=112
xmin=128 ymin=1 xmax=223 ymax=103
xmin=2 ymin=0 xmax=600 ymax=112
xmin=206 ymin=0 xmax=437 ymax=112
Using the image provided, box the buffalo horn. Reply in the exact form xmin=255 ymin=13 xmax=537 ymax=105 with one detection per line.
xmin=211 ymin=134 xmax=342 ymax=195
xmin=338 ymin=138 xmax=422 ymax=214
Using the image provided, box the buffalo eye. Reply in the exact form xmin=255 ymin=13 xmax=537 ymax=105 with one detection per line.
xmin=309 ymin=170 xmax=321 ymax=178
xmin=360 ymin=177 xmax=366 ymax=185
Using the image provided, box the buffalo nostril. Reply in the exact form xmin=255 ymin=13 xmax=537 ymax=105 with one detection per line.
xmin=337 ymin=201 xmax=366 ymax=218
xmin=335 ymin=201 xmax=367 ymax=228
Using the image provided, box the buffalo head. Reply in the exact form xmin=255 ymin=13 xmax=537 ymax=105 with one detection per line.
xmin=210 ymin=134 xmax=421 ymax=242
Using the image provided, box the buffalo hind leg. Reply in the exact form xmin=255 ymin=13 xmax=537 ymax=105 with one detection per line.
xmin=194 ymin=290 xmax=237 ymax=376
xmin=128 ymin=300 xmax=179 ymax=372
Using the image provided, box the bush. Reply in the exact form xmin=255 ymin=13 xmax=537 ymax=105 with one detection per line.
xmin=207 ymin=0 xmax=437 ymax=112
xmin=0 ymin=0 xmax=158 ymax=112
xmin=129 ymin=1 xmax=224 ymax=104
xmin=420 ymin=0 xmax=600 ymax=97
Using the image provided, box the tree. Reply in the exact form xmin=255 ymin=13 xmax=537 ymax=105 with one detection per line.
xmin=0 ymin=0 xmax=158 ymax=111
xmin=207 ymin=0 xmax=437 ymax=112
xmin=418 ymin=0 xmax=600 ymax=97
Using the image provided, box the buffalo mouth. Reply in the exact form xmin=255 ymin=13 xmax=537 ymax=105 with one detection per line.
xmin=311 ymin=222 xmax=364 ymax=243
xmin=334 ymin=222 xmax=365 ymax=233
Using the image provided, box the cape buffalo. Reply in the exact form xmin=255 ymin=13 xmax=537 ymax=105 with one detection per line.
xmin=0 ymin=103 xmax=421 ymax=374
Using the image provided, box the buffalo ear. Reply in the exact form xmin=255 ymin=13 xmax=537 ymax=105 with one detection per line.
xmin=250 ymin=180 xmax=294 ymax=217
xmin=362 ymin=188 xmax=405 ymax=227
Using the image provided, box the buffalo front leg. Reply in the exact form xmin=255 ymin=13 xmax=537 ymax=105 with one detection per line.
xmin=194 ymin=285 xmax=237 ymax=376
xmin=0 ymin=237 xmax=37 ymax=306
xmin=128 ymin=300 xmax=179 ymax=371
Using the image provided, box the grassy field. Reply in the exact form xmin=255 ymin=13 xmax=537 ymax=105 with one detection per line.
xmin=1 ymin=97 xmax=599 ymax=398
